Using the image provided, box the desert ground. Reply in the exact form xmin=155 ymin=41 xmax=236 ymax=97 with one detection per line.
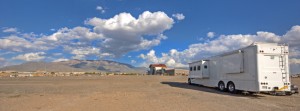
xmin=0 ymin=76 xmax=299 ymax=111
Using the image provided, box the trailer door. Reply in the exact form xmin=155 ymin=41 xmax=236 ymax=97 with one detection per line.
xmin=202 ymin=61 xmax=209 ymax=78
xmin=262 ymin=55 xmax=283 ymax=82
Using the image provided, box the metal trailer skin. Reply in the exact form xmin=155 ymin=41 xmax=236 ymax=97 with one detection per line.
xmin=188 ymin=42 xmax=291 ymax=94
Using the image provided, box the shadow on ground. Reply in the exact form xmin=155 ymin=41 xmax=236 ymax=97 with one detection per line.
xmin=161 ymin=82 xmax=265 ymax=99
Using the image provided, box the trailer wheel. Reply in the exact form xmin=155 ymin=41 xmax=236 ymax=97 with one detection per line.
xmin=218 ymin=81 xmax=226 ymax=92
xmin=188 ymin=78 xmax=192 ymax=85
xmin=227 ymin=82 xmax=237 ymax=94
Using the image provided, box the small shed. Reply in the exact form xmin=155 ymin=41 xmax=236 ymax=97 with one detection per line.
xmin=148 ymin=64 xmax=167 ymax=75
xmin=165 ymin=69 xmax=189 ymax=76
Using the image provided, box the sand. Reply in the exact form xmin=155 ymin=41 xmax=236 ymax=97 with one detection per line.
xmin=0 ymin=76 xmax=299 ymax=111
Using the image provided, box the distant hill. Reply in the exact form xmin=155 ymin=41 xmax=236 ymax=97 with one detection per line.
xmin=0 ymin=60 xmax=147 ymax=73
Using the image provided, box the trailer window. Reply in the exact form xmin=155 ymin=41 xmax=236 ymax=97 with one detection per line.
xmin=194 ymin=66 xmax=196 ymax=71
xmin=190 ymin=67 xmax=193 ymax=71
xmin=204 ymin=65 xmax=208 ymax=69
xmin=197 ymin=66 xmax=201 ymax=70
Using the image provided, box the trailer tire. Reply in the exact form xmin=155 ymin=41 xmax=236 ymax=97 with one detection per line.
xmin=218 ymin=81 xmax=226 ymax=92
xmin=227 ymin=82 xmax=237 ymax=94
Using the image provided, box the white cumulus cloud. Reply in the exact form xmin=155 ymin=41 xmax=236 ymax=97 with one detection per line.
xmin=207 ymin=32 xmax=215 ymax=38
xmin=85 ymin=11 xmax=174 ymax=57
xmin=172 ymin=13 xmax=185 ymax=20
xmin=53 ymin=58 xmax=69 ymax=62
xmin=139 ymin=49 xmax=186 ymax=67
xmin=50 ymin=28 xmax=56 ymax=31
xmin=96 ymin=6 xmax=105 ymax=14
xmin=290 ymin=58 xmax=300 ymax=74
xmin=0 ymin=35 xmax=48 ymax=52
xmin=131 ymin=60 xmax=136 ymax=64
xmin=12 ymin=52 xmax=46 ymax=61
xmin=45 ymin=26 xmax=104 ymax=42
xmin=67 ymin=47 xmax=101 ymax=60
xmin=2 ymin=28 xmax=18 ymax=33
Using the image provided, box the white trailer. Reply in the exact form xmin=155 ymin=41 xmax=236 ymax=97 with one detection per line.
xmin=188 ymin=42 xmax=293 ymax=94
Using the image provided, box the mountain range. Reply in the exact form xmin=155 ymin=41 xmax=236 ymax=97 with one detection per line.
xmin=0 ymin=60 xmax=147 ymax=73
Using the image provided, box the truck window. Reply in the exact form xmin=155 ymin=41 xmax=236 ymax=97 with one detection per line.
xmin=190 ymin=67 xmax=193 ymax=71
xmin=197 ymin=66 xmax=201 ymax=70
xmin=194 ymin=66 xmax=196 ymax=71
xmin=204 ymin=65 xmax=208 ymax=69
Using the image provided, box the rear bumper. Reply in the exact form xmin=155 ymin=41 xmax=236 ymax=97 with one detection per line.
xmin=259 ymin=85 xmax=291 ymax=92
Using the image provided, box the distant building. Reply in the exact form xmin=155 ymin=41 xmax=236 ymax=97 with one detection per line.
xmin=148 ymin=64 xmax=167 ymax=75
xmin=165 ymin=68 xmax=189 ymax=76
xmin=72 ymin=72 xmax=85 ymax=74
xmin=9 ymin=74 xmax=33 ymax=77
xmin=16 ymin=73 xmax=33 ymax=77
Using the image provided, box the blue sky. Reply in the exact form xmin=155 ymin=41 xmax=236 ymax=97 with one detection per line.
xmin=1 ymin=0 xmax=300 ymax=73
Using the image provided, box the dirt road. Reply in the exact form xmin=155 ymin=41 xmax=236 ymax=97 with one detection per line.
xmin=0 ymin=76 xmax=299 ymax=111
